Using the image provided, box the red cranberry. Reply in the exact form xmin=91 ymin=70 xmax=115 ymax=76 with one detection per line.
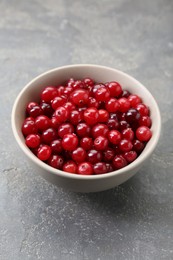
xmin=118 ymin=98 xmax=131 ymax=113
xmin=105 ymin=98 xmax=119 ymax=113
xmin=125 ymin=108 xmax=141 ymax=123
xmin=25 ymin=134 xmax=40 ymax=148
xmin=124 ymin=151 xmax=137 ymax=163
xmin=87 ymin=149 xmax=102 ymax=164
xmin=76 ymin=123 xmax=91 ymax=137
xmin=63 ymin=86 xmax=73 ymax=95
xmin=22 ymin=119 xmax=37 ymax=136
xmin=77 ymin=162 xmax=93 ymax=175
xmin=29 ymin=105 xmax=43 ymax=118
xmin=48 ymin=155 xmax=64 ymax=169
xmin=113 ymin=155 xmax=127 ymax=169
xmin=83 ymin=77 xmax=94 ymax=87
xmin=58 ymin=123 xmax=74 ymax=138
xmin=51 ymin=96 xmax=66 ymax=110
xmin=108 ymin=130 xmax=122 ymax=145
xmin=84 ymin=107 xmax=99 ymax=125
xmin=133 ymin=139 xmax=145 ymax=153
xmin=98 ymin=109 xmax=109 ymax=123
xmin=110 ymin=113 xmax=119 ymax=120
xmin=51 ymin=117 xmax=60 ymax=129
xmin=41 ymin=86 xmax=58 ymax=103
xmin=119 ymin=139 xmax=133 ymax=152
xmin=92 ymin=124 xmax=109 ymax=138
xmin=26 ymin=102 xmax=38 ymax=114
xmin=119 ymin=120 xmax=130 ymax=131
xmin=121 ymin=90 xmax=130 ymax=98
xmin=57 ymin=86 xmax=65 ymax=96
xmin=40 ymin=102 xmax=54 ymax=117
xmin=107 ymin=118 xmax=119 ymax=130
xmin=42 ymin=128 xmax=57 ymax=144
xmin=54 ymin=106 xmax=69 ymax=124
xmin=67 ymin=78 xmax=75 ymax=87
xmin=122 ymin=128 xmax=134 ymax=140
xmin=103 ymin=148 xmax=115 ymax=162
xmin=139 ymin=116 xmax=152 ymax=128
xmin=106 ymin=163 xmax=114 ymax=172
xmin=136 ymin=126 xmax=152 ymax=142
xmin=63 ymin=161 xmax=77 ymax=173
xmin=50 ymin=139 xmax=62 ymax=154
xmin=62 ymin=134 xmax=78 ymax=151
xmin=94 ymin=136 xmax=109 ymax=151
xmin=95 ymin=87 xmax=110 ymax=101
xmin=107 ymin=82 xmax=122 ymax=97
xmin=70 ymin=89 xmax=89 ymax=106
xmin=92 ymin=84 xmax=105 ymax=95
xmin=70 ymin=110 xmax=83 ymax=125
xmin=72 ymin=147 xmax=87 ymax=162
xmin=135 ymin=103 xmax=149 ymax=116
xmin=37 ymin=145 xmax=51 ymax=161
xmin=80 ymin=137 xmax=93 ymax=150
xmin=93 ymin=162 xmax=107 ymax=174
xmin=72 ymin=80 xmax=84 ymax=89
xmin=35 ymin=115 xmax=50 ymax=131
xmin=128 ymin=94 xmax=141 ymax=107
xmin=88 ymin=97 xmax=99 ymax=108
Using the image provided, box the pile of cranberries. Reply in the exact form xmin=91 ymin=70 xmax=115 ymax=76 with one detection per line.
xmin=22 ymin=77 xmax=152 ymax=175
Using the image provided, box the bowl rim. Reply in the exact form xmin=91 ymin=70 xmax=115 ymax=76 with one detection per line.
xmin=11 ymin=64 xmax=161 ymax=180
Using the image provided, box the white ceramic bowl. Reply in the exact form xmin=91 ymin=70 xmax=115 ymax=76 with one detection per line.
xmin=11 ymin=64 xmax=161 ymax=192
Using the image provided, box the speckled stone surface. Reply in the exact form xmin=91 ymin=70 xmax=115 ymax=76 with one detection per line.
xmin=0 ymin=0 xmax=173 ymax=259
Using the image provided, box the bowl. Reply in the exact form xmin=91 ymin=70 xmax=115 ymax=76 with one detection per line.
xmin=11 ymin=64 xmax=161 ymax=192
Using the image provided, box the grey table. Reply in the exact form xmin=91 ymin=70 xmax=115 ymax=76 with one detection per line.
xmin=0 ymin=0 xmax=173 ymax=259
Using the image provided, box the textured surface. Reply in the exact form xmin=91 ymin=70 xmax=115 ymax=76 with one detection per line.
xmin=1 ymin=0 xmax=173 ymax=259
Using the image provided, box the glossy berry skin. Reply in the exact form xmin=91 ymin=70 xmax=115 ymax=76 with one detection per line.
xmin=70 ymin=110 xmax=83 ymax=125
xmin=88 ymin=97 xmax=99 ymax=108
xmin=121 ymin=90 xmax=130 ymax=98
xmin=128 ymin=94 xmax=141 ymax=107
xmin=103 ymin=148 xmax=115 ymax=162
xmin=70 ymin=89 xmax=89 ymax=106
xmin=63 ymin=87 xmax=73 ymax=96
xmin=62 ymin=134 xmax=78 ymax=151
xmin=95 ymin=87 xmax=110 ymax=101
xmin=133 ymin=139 xmax=145 ymax=153
xmin=76 ymin=123 xmax=91 ymax=137
xmin=118 ymin=98 xmax=131 ymax=113
xmin=77 ymin=162 xmax=93 ymax=175
xmin=125 ymin=108 xmax=141 ymax=123
xmin=83 ymin=77 xmax=94 ymax=87
xmin=105 ymin=98 xmax=119 ymax=113
xmin=22 ymin=119 xmax=37 ymax=136
xmin=51 ymin=117 xmax=60 ymax=129
xmin=139 ymin=116 xmax=152 ymax=128
xmin=135 ymin=103 xmax=149 ymax=116
xmin=40 ymin=102 xmax=54 ymax=117
xmin=93 ymin=162 xmax=107 ymax=174
xmin=113 ymin=155 xmax=127 ymax=170
xmin=98 ymin=109 xmax=109 ymax=123
xmin=122 ymin=128 xmax=134 ymax=141
xmin=25 ymin=134 xmax=40 ymax=148
xmin=94 ymin=136 xmax=108 ymax=151
xmin=92 ymin=124 xmax=109 ymax=138
xmin=51 ymin=96 xmax=66 ymax=110
xmin=119 ymin=139 xmax=133 ymax=152
xmin=42 ymin=128 xmax=57 ymax=144
xmin=136 ymin=126 xmax=152 ymax=142
xmin=107 ymin=118 xmax=119 ymax=130
xmin=119 ymin=120 xmax=130 ymax=131
xmin=92 ymin=84 xmax=105 ymax=95
xmin=26 ymin=102 xmax=38 ymax=114
xmin=108 ymin=130 xmax=122 ymax=145
xmin=84 ymin=107 xmax=99 ymax=125
xmin=124 ymin=151 xmax=137 ymax=163
xmin=50 ymin=139 xmax=62 ymax=154
xmin=72 ymin=147 xmax=87 ymax=162
xmin=29 ymin=105 xmax=42 ymax=118
xmin=37 ymin=145 xmax=51 ymax=161
xmin=41 ymin=86 xmax=58 ymax=103
xmin=54 ymin=106 xmax=69 ymax=124
xmin=63 ymin=161 xmax=77 ymax=173
xmin=72 ymin=80 xmax=84 ymax=89
xmin=58 ymin=123 xmax=74 ymax=138
xmin=106 ymin=163 xmax=114 ymax=172
xmin=87 ymin=149 xmax=102 ymax=164
xmin=48 ymin=155 xmax=64 ymax=169
xmin=80 ymin=137 xmax=93 ymax=150
xmin=35 ymin=115 xmax=50 ymax=131
xmin=107 ymin=82 xmax=122 ymax=97
xmin=63 ymin=102 xmax=76 ymax=112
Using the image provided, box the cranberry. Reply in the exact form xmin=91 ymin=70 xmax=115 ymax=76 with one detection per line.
xmin=92 ymin=84 xmax=105 ymax=95
xmin=77 ymin=162 xmax=93 ymax=175
xmin=113 ymin=155 xmax=127 ymax=169
xmin=42 ymin=128 xmax=57 ymax=144
xmin=51 ymin=117 xmax=60 ymax=129
xmin=107 ymin=118 xmax=119 ymax=130
xmin=51 ymin=96 xmax=66 ymax=110
xmin=26 ymin=102 xmax=38 ymax=114
xmin=119 ymin=120 xmax=130 ymax=131
xmin=94 ymin=136 xmax=109 ymax=151
xmin=105 ymin=98 xmax=119 ymax=113
xmin=92 ymin=124 xmax=109 ymax=138
xmin=106 ymin=163 xmax=114 ymax=172
xmin=84 ymin=107 xmax=99 ymax=125
xmin=133 ymin=139 xmax=145 ymax=153
xmin=122 ymin=128 xmax=134 ymax=141
xmin=135 ymin=103 xmax=149 ymax=116
xmin=88 ymin=97 xmax=99 ymax=108
xmin=80 ymin=137 xmax=93 ymax=150
xmin=95 ymin=87 xmax=110 ymax=101
xmin=62 ymin=134 xmax=78 ymax=151
xmin=58 ymin=123 xmax=74 ymax=138
xmin=83 ymin=77 xmax=94 ymax=87
xmin=67 ymin=78 xmax=75 ymax=87
xmin=93 ymin=162 xmax=107 ymax=174
xmin=119 ymin=139 xmax=133 ymax=152
xmin=72 ymin=147 xmax=87 ymax=162
xmin=29 ymin=105 xmax=43 ymax=118
xmin=63 ymin=86 xmax=73 ymax=95
xmin=110 ymin=113 xmax=119 ymax=120
xmin=136 ymin=126 xmax=152 ymax=142
xmin=22 ymin=119 xmax=37 ymax=136
xmin=40 ymin=102 xmax=54 ymax=117
xmin=37 ymin=145 xmax=51 ymax=161
xmin=139 ymin=116 xmax=152 ymax=128
xmin=98 ymin=109 xmax=109 ymax=123
xmin=50 ymin=139 xmax=62 ymax=154
xmin=124 ymin=151 xmax=137 ymax=163
xmin=108 ymin=130 xmax=122 ymax=145
xmin=35 ymin=115 xmax=50 ymax=131
xmin=76 ymin=123 xmax=91 ymax=137
xmin=118 ymin=98 xmax=131 ymax=113
xmin=70 ymin=110 xmax=83 ymax=125
xmin=125 ymin=108 xmax=141 ymax=123
xmin=63 ymin=161 xmax=77 ymax=173
xmin=107 ymin=82 xmax=122 ymax=97
xmin=70 ymin=89 xmax=89 ymax=106
xmin=128 ymin=94 xmax=141 ymax=107
xmin=87 ymin=149 xmax=102 ymax=164
xmin=57 ymin=86 xmax=65 ymax=96
xmin=48 ymin=155 xmax=64 ymax=169
xmin=41 ymin=86 xmax=58 ymax=103
xmin=54 ymin=106 xmax=69 ymax=124
xmin=121 ymin=90 xmax=130 ymax=98
xmin=25 ymin=134 xmax=40 ymax=148
xmin=103 ymin=148 xmax=115 ymax=162
xmin=72 ymin=80 xmax=84 ymax=89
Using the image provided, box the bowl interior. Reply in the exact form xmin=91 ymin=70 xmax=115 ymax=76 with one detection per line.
xmin=12 ymin=65 xmax=161 ymax=179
